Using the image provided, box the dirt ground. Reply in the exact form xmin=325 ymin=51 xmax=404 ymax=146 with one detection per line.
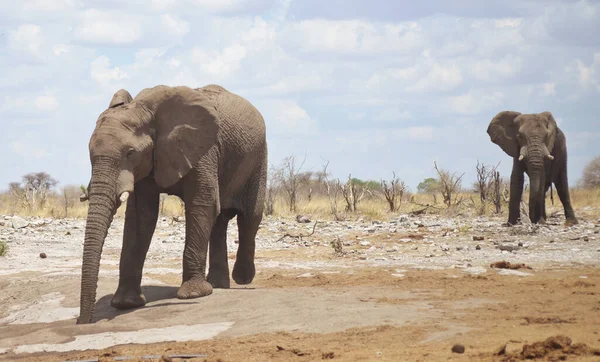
xmin=1 ymin=209 xmax=599 ymax=361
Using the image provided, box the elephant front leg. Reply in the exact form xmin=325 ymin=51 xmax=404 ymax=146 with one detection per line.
xmin=207 ymin=209 xmax=236 ymax=289
xmin=507 ymin=160 xmax=524 ymax=226
xmin=112 ymin=178 xmax=159 ymax=310
xmin=555 ymin=170 xmax=578 ymax=226
xmin=177 ymin=194 xmax=217 ymax=299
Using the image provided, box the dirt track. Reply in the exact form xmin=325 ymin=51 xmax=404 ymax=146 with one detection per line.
xmin=1 ymin=209 xmax=599 ymax=361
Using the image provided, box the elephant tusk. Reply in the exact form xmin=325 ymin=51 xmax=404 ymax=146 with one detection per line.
xmin=518 ymin=155 xmax=524 ymax=161
xmin=547 ymin=154 xmax=554 ymax=160
xmin=80 ymin=193 xmax=88 ymax=202
xmin=119 ymin=192 xmax=130 ymax=203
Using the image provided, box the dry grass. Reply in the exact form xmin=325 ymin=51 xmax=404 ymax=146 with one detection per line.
xmin=0 ymin=188 xmax=598 ymax=221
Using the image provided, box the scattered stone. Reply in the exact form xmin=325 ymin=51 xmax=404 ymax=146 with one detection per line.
xmin=583 ymin=236 xmax=589 ymax=241
xmin=39 ymin=253 xmax=47 ymax=259
xmin=11 ymin=216 xmax=29 ymax=229
xmin=475 ymin=245 xmax=481 ymax=250
xmin=473 ymin=235 xmax=484 ymax=241
xmin=451 ymin=344 xmax=465 ymax=354
xmin=497 ymin=244 xmax=520 ymax=252
xmin=359 ymin=241 xmax=371 ymax=247
xmin=295 ymin=215 xmax=311 ymax=223
xmin=440 ymin=244 xmax=450 ymax=252
xmin=490 ymin=261 xmax=532 ymax=270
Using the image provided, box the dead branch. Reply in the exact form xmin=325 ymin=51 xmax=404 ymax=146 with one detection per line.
xmin=276 ymin=221 xmax=319 ymax=242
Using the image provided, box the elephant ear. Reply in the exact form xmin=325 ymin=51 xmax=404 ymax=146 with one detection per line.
xmin=108 ymin=89 xmax=133 ymax=108
xmin=540 ymin=111 xmax=557 ymax=152
xmin=487 ymin=111 xmax=522 ymax=158
xmin=152 ymin=87 xmax=220 ymax=188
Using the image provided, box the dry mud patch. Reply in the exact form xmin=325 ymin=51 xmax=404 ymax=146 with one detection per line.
xmin=1 ymin=212 xmax=600 ymax=361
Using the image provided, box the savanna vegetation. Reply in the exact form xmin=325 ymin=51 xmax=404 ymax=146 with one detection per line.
xmin=1 ymin=155 xmax=598 ymax=222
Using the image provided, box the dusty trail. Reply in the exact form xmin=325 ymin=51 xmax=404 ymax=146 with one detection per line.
xmin=0 ymin=210 xmax=599 ymax=361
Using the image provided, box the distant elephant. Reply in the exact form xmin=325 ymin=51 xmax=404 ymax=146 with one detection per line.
xmin=77 ymin=84 xmax=268 ymax=324
xmin=487 ymin=111 xmax=577 ymax=226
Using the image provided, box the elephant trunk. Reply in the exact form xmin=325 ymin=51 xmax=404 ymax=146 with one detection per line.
xmin=526 ymin=142 xmax=546 ymax=224
xmin=77 ymin=158 xmax=119 ymax=324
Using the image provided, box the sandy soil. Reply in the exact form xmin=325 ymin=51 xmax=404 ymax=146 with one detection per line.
xmin=1 ymin=209 xmax=599 ymax=361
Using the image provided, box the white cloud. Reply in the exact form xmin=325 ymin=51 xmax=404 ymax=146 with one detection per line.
xmin=74 ymin=10 xmax=143 ymax=44
xmin=90 ymin=56 xmax=129 ymax=86
xmin=22 ymin=0 xmax=76 ymax=12
xmin=161 ymin=14 xmax=190 ymax=37
xmin=191 ymin=45 xmax=248 ymax=78
xmin=151 ymin=0 xmax=177 ymax=11
xmin=445 ymin=91 xmax=505 ymax=115
xmin=11 ymin=141 xmax=50 ymax=159
xmin=284 ymin=19 xmax=423 ymax=55
xmin=249 ymin=73 xmax=325 ymax=96
xmin=260 ymin=100 xmax=318 ymax=136
xmin=34 ymin=95 xmax=58 ymax=110
xmin=408 ymin=63 xmax=463 ymax=92
xmin=190 ymin=0 xmax=256 ymax=13
xmin=471 ymin=55 xmax=522 ymax=82
xmin=8 ymin=24 xmax=44 ymax=57
xmin=541 ymin=82 xmax=557 ymax=96
xmin=567 ymin=53 xmax=600 ymax=91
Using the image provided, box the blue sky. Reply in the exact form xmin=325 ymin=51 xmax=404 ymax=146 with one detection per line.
xmin=1 ymin=0 xmax=599 ymax=192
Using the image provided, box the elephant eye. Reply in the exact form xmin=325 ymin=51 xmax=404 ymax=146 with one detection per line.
xmin=126 ymin=148 xmax=135 ymax=159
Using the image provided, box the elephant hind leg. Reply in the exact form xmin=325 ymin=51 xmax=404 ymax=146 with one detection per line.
xmin=207 ymin=208 xmax=237 ymax=289
xmin=232 ymin=212 xmax=260 ymax=285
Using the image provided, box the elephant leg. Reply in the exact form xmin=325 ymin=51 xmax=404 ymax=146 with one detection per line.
xmin=207 ymin=209 xmax=236 ymax=289
xmin=232 ymin=212 xmax=261 ymax=285
xmin=508 ymin=159 xmax=524 ymax=225
xmin=112 ymin=178 xmax=159 ymax=310
xmin=177 ymin=181 xmax=218 ymax=299
xmin=555 ymin=170 xmax=578 ymax=226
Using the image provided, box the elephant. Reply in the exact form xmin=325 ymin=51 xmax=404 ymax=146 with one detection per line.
xmin=487 ymin=110 xmax=577 ymax=226
xmin=77 ymin=84 xmax=268 ymax=324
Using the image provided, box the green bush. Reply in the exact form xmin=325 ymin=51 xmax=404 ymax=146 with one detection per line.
xmin=0 ymin=241 xmax=7 ymax=257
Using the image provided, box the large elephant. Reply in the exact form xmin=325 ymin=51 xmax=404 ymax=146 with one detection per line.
xmin=487 ymin=111 xmax=577 ymax=226
xmin=77 ymin=84 xmax=268 ymax=324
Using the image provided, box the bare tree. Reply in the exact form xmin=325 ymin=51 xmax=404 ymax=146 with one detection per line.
xmin=434 ymin=162 xmax=464 ymax=208
xmin=62 ymin=185 xmax=82 ymax=218
xmin=581 ymin=156 xmax=600 ymax=188
xmin=475 ymin=161 xmax=502 ymax=215
xmin=320 ymin=160 xmax=343 ymax=220
xmin=9 ymin=172 xmax=58 ymax=210
xmin=489 ymin=170 xmax=503 ymax=214
xmin=380 ymin=172 xmax=407 ymax=212
xmin=273 ymin=155 xmax=307 ymax=213
xmin=264 ymin=173 xmax=278 ymax=216
xmin=339 ymin=174 xmax=368 ymax=212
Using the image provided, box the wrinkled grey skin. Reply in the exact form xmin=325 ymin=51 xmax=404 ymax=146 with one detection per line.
xmin=487 ymin=111 xmax=577 ymax=226
xmin=78 ymin=84 xmax=267 ymax=324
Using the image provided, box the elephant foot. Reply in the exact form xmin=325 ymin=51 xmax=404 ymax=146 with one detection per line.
xmin=207 ymin=271 xmax=230 ymax=289
xmin=111 ymin=288 xmax=146 ymax=310
xmin=565 ymin=218 xmax=578 ymax=227
xmin=177 ymin=278 xmax=213 ymax=299
xmin=232 ymin=260 xmax=255 ymax=285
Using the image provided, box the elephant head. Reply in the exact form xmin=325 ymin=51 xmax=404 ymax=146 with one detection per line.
xmin=487 ymin=111 xmax=558 ymax=222
xmin=78 ymin=85 xmax=219 ymax=324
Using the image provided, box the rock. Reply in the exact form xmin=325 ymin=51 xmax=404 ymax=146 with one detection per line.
xmin=11 ymin=216 xmax=29 ymax=229
xmin=295 ymin=215 xmax=311 ymax=223
xmin=451 ymin=344 xmax=465 ymax=354
xmin=475 ymin=245 xmax=481 ymax=250
xmin=440 ymin=244 xmax=450 ymax=251
xmin=583 ymin=236 xmax=589 ymax=241
xmin=39 ymin=253 xmax=47 ymax=259
xmin=360 ymin=241 xmax=371 ymax=247
xmin=473 ymin=236 xmax=484 ymax=241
